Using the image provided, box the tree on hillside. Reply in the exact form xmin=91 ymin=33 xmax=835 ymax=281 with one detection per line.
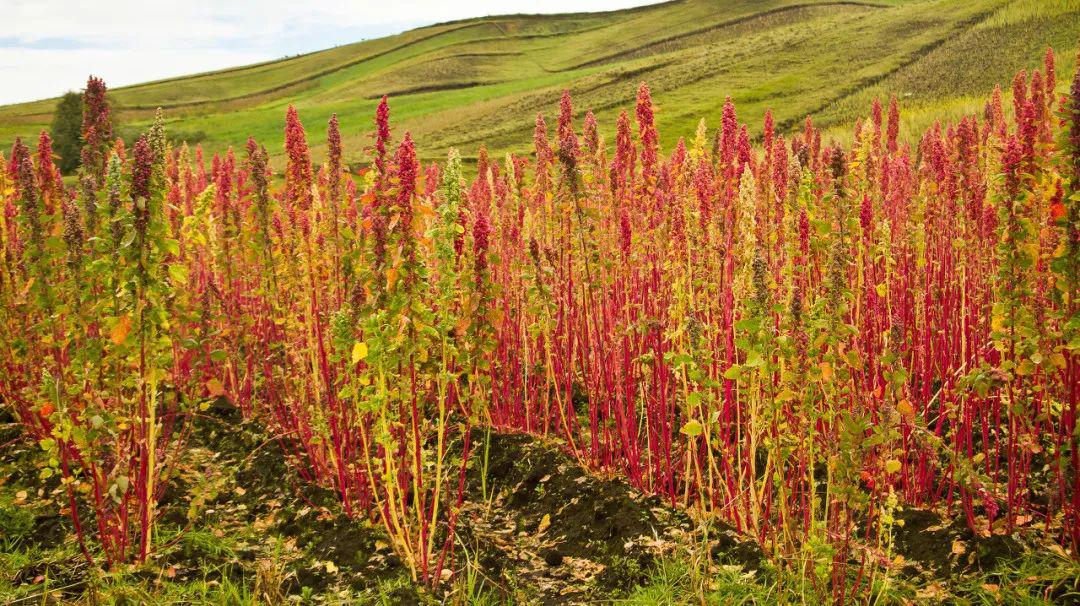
xmin=49 ymin=91 xmax=83 ymax=174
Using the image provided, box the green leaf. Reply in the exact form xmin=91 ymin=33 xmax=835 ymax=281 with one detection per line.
xmin=167 ymin=264 xmax=189 ymax=285
xmin=161 ymin=238 xmax=181 ymax=256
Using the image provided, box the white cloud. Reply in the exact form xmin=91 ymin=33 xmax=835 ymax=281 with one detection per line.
xmin=1 ymin=0 xmax=653 ymax=104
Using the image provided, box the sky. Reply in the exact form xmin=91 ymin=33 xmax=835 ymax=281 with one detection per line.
xmin=1 ymin=0 xmax=654 ymax=105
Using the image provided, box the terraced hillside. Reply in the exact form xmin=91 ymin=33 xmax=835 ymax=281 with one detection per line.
xmin=1 ymin=0 xmax=1078 ymax=167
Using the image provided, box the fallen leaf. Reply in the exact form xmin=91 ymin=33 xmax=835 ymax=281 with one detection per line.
xmin=538 ymin=513 xmax=551 ymax=534
xmin=916 ymin=583 xmax=948 ymax=600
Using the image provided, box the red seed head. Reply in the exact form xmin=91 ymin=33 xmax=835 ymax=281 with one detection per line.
xmin=82 ymin=76 xmax=112 ymax=146
xmin=772 ymin=136 xmax=789 ymax=202
xmin=131 ymin=134 xmax=153 ymax=239
xmin=887 ymin=96 xmax=900 ymax=153
xmin=987 ymin=85 xmax=1005 ymax=137
xmin=582 ymin=110 xmax=599 ymax=156
xmin=284 ymin=105 xmax=313 ymax=217
xmin=424 ymin=161 xmax=440 ymax=199
xmin=1044 ymin=47 xmax=1056 ymax=100
xmin=1002 ymin=134 xmax=1024 ymax=195
xmin=395 ymin=132 xmax=418 ymax=240
xmin=557 ymin=127 xmax=580 ymax=187
xmin=694 ymin=157 xmax=712 ymax=225
xmin=736 ymin=125 xmax=751 ymax=176
xmin=533 ymin=112 xmax=552 ymax=167
xmin=720 ymin=97 xmax=737 ymax=171
xmin=1068 ymin=49 xmax=1080 ymax=180
xmin=80 ymin=76 xmax=112 ymax=182
xmin=611 ymin=110 xmax=633 ymax=191
xmin=557 ymin=89 xmax=574 ymax=144
xmin=829 ymin=146 xmax=846 ymax=182
xmin=1012 ymin=70 xmax=1028 ymax=124
xmin=798 ymin=205 xmax=810 ymax=260
xmin=8 ymin=138 xmax=31 ymax=193
xmin=619 ymin=210 xmax=632 ymax=257
xmin=671 ymin=137 xmax=687 ymax=170
xmin=375 ymin=96 xmax=391 ymax=176
xmin=476 ymin=145 xmax=489 ymax=183
xmin=762 ymin=109 xmax=774 ymax=163
xmin=1030 ymin=70 xmax=1045 ymax=119
xmin=1019 ymin=99 xmax=1038 ymax=160
xmin=131 ymin=134 xmax=153 ymax=202
xmin=36 ymin=131 xmax=59 ymax=192
xmin=327 ymin=114 xmax=342 ymax=192
xmin=16 ymin=154 xmax=38 ymax=218
xmin=636 ymin=82 xmax=659 ymax=180
xmin=473 ymin=204 xmax=491 ymax=279
xmin=860 ymin=193 xmax=872 ymax=238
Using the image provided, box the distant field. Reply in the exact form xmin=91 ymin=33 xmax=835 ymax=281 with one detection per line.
xmin=1 ymin=0 xmax=1078 ymax=168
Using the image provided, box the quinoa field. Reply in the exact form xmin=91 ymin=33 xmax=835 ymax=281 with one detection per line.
xmin=1 ymin=0 xmax=1079 ymax=604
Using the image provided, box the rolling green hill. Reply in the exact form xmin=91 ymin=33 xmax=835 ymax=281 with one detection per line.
xmin=1 ymin=0 xmax=1078 ymax=168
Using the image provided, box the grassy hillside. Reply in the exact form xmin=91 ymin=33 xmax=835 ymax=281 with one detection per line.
xmin=1 ymin=0 xmax=1078 ymax=168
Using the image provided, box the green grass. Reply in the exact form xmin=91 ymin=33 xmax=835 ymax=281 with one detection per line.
xmin=616 ymin=549 xmax=1080 ymax=606
xmin=1 ymin=0 xmax=1078 ymax=170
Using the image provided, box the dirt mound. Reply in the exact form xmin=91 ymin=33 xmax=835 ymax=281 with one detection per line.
xmin=168 ymin=401 xmax=417 ymax=599
xmin=893 ymin=507 xmax=1025 ymax=579
xmin=458 ymin=431 xmax=761 ymax=604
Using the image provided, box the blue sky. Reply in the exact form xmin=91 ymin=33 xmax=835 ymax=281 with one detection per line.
xmin=1 ymin=0 xmax=652 ymax=105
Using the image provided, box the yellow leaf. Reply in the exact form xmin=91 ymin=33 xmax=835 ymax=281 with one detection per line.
xmin=206 ymin=378 xmax=225 ymax=398
xmin=897 ymin=399 xmax=914 ymax=418
xmin=1049 ymin=353 xmax=1066 ymax=369
xmin=991 ymin=314 xmax=1005 ymax=333
xmin=110 ymin=314 xmax=132 ymax=345
xmin=885 ymin=460 xmax=901 ymax=474
xmin=538 ymin=513 xmax=551 ymax=534
xmin=680 ymin=420 xmax=703 ymax=437
xmin=819 ymin=362 xmax=833 ymax=382
xmin=951 ymin=540 xmax=967 ymax=556
xmin=351 ymin=342 xmax=369 ymax=364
